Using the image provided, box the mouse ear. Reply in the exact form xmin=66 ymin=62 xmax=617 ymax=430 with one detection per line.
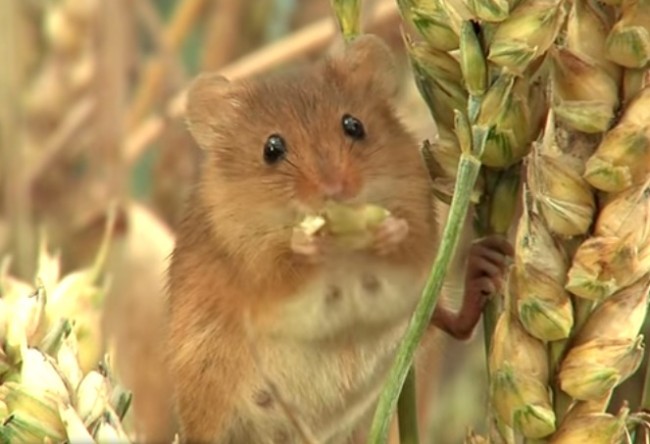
xmin=330 ymin=34 xmax=399 ymax=98
xmin=185 ymin=72 xmax=233 ymax=149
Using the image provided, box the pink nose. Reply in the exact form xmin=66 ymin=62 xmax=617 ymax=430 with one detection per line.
xmin=321 ymin=181 xmax=344 ymax=199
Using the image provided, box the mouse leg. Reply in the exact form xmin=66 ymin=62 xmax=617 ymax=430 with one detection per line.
xmin=431 ymin=235 xmax=514 ymax=340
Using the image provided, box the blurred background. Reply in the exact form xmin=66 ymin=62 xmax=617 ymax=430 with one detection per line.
xmin=5 ymin=0 xmax=642 ymax=443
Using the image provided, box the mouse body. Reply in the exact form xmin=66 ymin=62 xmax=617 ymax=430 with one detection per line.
xmin=166 ymin=34 xmax=511 ymax=443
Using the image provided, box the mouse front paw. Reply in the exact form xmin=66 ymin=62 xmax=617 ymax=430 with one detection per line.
xmin=290 ymin=227 xmax=328 ymax=263
xmin=459 ymin=235 xmax=514 ymax=337
xmin=372 ymin=216 xmax=409 ymax=256
xmin=432 ymin=235 xmax=514 ymax=340
xmin=465 ymin=235 xmax=514 ymax=297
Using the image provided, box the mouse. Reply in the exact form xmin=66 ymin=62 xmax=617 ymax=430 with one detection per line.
xmin=165 ymin=33 xmax=513 ymax=443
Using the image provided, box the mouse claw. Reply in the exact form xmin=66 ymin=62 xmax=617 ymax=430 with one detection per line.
xmin=372 ymin=216 xmax=409 ymax=256
xmin=465 ymin=235 xmax=514 ymax=292
xmin=458 ymin=235 xmax=514 ymax=333
xmin=290 ymin=228 xmax=326 ymax=263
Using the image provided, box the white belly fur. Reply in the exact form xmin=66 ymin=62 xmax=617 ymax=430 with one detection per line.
xmin=268 ymin=258 xmax=425 ymax=341
xmin=239 ymin=259 xmax=426 ymax=442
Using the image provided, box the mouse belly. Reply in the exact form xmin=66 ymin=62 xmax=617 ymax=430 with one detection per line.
xmin=236 ymin=321 xmax=408 ymax=443
xmin=264 ymin=259 xmax=427 ymax=342
xmin=233 ymin=261 xmax=426 ymax=442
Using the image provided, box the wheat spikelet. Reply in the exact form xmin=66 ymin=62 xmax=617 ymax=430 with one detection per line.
xmin=0 ymin=215 xmax=136 ymax=442
xmin=396 ymin=0 xmax=650 ymax=441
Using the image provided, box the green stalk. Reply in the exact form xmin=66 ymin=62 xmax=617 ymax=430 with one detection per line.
xmin=548 ymin=339 xmax=571 ymax=423
xmin=483 ymin=294 xmax=506 ymax=444
xmin=572 ymin=297 xmax=593 ymax=334
xmin=367 ymin=132 xmax=486 ymax=444
xmin=397 ymin=367 xmax=420 ymax=444
xmin=474 ymin=171 xmax=497 ymax=356
xmin=476 ymin=166 xmax=520 ymax=444
xmin=634 ymin=317 xmax=650 ymax=444
xmin=641 ymin=354 xmax=650 ymax=414
xmin=330 ymin=0 xmax=362 ymax=42
xmin=482 ymin=298 xmax=500 ymax=369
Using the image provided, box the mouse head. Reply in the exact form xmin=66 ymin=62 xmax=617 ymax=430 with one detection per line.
xmin=185 ymin=34 xmax=431 ymax=256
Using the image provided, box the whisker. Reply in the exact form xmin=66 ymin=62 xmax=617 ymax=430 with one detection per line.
xmin=338 ymin=135 xmax=346 ymax=158
xmin=362 ymin=145 xmax=384 ymax=159
xmin=284 ymin=158 xmax=299 ymax=170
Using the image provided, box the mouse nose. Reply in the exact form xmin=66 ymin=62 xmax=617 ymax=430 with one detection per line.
xmin=321 ymin=181 xmax=344 ymax=200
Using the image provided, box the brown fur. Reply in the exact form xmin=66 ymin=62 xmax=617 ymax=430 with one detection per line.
xmin=165 ymin=34 xmax=505 ymax=443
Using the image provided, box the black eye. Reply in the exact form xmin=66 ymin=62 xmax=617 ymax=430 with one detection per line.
xmin=263 ymin=134 xmax=287 ymax=164
xmin=342 ymin=114 xmax=365 ymax=140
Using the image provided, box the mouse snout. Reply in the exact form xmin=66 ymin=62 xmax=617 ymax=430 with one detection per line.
xmin=320 ymin=180 xmax=344 ymax=199
xmin=295 ymin=165 xmax=362 ymax=207
xmin=318 ymin=168 xmax=361 ymax=201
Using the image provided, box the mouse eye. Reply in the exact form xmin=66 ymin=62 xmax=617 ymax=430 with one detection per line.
xmin=342 ymin=114 xmax=365 ymax=140
xmin=263 ymin=134 xmax=287 ymax=165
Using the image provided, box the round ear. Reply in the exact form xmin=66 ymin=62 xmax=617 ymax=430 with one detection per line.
xmin=185 ymin=72 xmax=233 ymax=150
xmin=329 ymin=33 xmax=400 ymax=98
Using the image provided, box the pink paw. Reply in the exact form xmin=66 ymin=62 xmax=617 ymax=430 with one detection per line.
xmin=290 ymin=228 xmax=327 ymax=263
xmin=433 ymin=235 xmax=514 ymax=340
xmin=372 ymin=216 xmax=409 ymax=256
xmin=465 ymin=235 xmax=514 ymax=297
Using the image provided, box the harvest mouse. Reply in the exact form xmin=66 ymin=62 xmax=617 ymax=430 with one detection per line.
xmin=166 ymin=34 xmax=512 ymax=443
